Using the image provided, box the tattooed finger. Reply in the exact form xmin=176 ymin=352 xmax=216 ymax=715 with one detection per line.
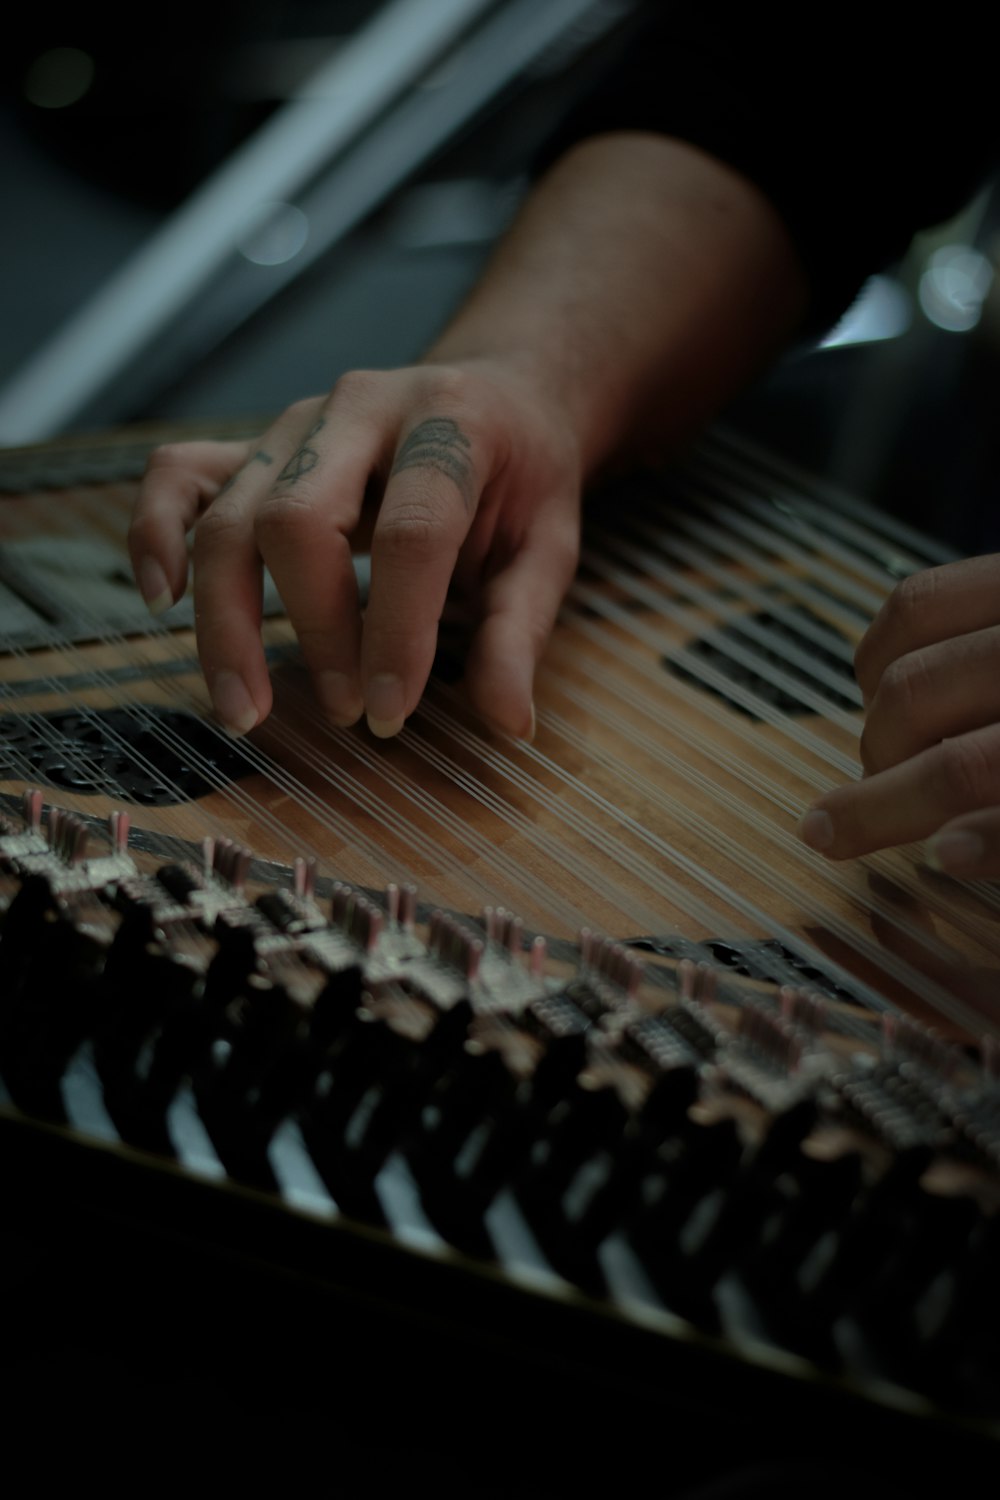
xmin=390 ymin=416 xmax=475 ymax=511
xmin=274 ymin=420 xmax=325 ymax=488
xmin=214 ymin=448 xmax=275 ymax=502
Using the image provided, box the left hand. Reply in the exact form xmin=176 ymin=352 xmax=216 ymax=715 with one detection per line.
xmin=797 ymin=553 xmax=1000 ymax=877
xmin=127 ymin=362 xmax=583 ymax=741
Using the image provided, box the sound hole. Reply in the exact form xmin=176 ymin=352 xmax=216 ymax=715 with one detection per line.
xmin=664 ymin=605 xmax=856 ymax=720
xmin=631 ymin=934 xmax=860 ymax=1005
xmin=0 ymin=707 xmax=256 ymax=806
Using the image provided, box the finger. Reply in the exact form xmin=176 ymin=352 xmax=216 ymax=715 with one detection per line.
xmin=860 ymin=624 xmax=1000 ymax=774
xmin=925 ymin=807 xmax=1000 ymax=879
xmin=190 ymin=409 xmax=325 ymax=734
xmin=192 ymin=493 xmax=271 ymax=735
xmin=463 ymin=514 xmax=579 ymax=738
xmin=129 ymin=440 xmax=252 ymax=613
xmin=855 ymin=554 xmax=1000 ymax=702
xmin=798 ymin=722 xmax=1000 ymax=859
xmin=253 ymin=400 xmax=384 ymax=726
xmin=362 ymin=415 xmax=483 ymax=737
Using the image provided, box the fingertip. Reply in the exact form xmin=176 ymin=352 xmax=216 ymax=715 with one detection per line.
xmin=146 ymin=591 xmax=175 ymax=619
xmin=136 ymin=556 xmax=176 ymax=616
xmin=365 ymin=673 xmax=406 ymax=739
xmin=512 ymin=698 xmax=536 ymax=742
xmin=367 ymin=715 xmax=405 ymax=739
xmin=478 ymin=698 xmax=535 ymax=741
xmin=925 ymin=829 xmax=986 ymax=875
xmin=210 ymin=670 xmax=264 ymax=737
xmin=466 ymin=646 xmax=535 ymax=739
xmin=464 ymin=616 xmax=537 ymax=741
xmin=316 ymin=670 xmax=364 ymax=729
xmin=797 ymin=806 xmax=834 ymax=853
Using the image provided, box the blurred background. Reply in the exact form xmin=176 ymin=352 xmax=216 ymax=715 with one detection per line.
xmin=1 ymin=0 xmax=998 ymax=553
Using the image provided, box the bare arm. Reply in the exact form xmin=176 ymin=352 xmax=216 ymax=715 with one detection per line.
xmin=128 ymin=131 xmax=809 ymax=739
xmin=429 ymin=132 xmax=807 ymax=472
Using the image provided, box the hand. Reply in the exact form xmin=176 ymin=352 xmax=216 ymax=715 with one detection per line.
xmin=797 ymin=554 xmax=1000 ymax=876
xmin=128 ymin=361 xmax=583 ymax=740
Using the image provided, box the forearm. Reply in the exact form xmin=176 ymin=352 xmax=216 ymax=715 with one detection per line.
xmin=426 ymin=131 xmax=809 ymax=479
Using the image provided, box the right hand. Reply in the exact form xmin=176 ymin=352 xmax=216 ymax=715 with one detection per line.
xmin=127 ymin=359 xmax=584 ymax=740
xmin=798 ymin=554 xmax=1000 ymax=876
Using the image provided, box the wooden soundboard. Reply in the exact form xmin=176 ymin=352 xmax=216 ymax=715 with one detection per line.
xmin=2 ymin=424 xmax=998 ymax=1474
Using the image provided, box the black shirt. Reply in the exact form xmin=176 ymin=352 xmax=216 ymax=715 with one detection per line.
xmin=540 ymin=4 xmax=997 ymax=333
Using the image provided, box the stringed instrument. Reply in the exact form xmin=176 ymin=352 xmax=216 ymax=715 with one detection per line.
xmin=2 ymin=423 xmax=998 ymax=1474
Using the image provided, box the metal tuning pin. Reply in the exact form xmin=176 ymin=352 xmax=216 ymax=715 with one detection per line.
xmin=45 ymin=806 xmax=88 ymax=865
xmin=577 ymin=929 xmax=645 ymax=1002
xmin=22 ymin=788 xmax=43 ymax=832
xmin=491 ymin=908 xmax=522 ymax=957
xmin=108 ymin=810 xmax=131 ymax=856
xmin=354 ymin=895 xmax=383 ymax=953
xmin=529 ymin=933 xmax=547 ymax=977
xmin=293 ymin=855 xmax=317 ymax=899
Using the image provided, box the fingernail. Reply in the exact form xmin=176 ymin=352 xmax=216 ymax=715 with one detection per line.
xmin=137 ymin=557 xmax=173 ymax=616
xmin=525 ymin=701 xmax=536 ymax=743
xmin=926 ymin=830 xmax=985 ymax=873
xmin=798 ymin=808 xmax=834 ymax=851
xmin=366 ymin=673 xmax=406 ymax=738
xmin=211 ymin=670 xmax=259 ymax=736
xmin=317 ymin=670 xmax=363 ymax=727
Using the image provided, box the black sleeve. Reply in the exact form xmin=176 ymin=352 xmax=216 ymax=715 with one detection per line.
xmin=537 ymin=3 xmax=997 ymax=333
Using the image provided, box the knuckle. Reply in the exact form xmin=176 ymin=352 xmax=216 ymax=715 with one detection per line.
xmin=263 ymin=397 xmax=323 ymax=450
xmin=327 ymin=369 xmax=383 ymax=411
xmin=254 ymin=491 xmax=314 ymax=547
xmin=194 ymin=502 xmax=245 ymax=550
xmin=419 ymin=365 xmax=477 ymax=407
xmin=937 ymin=735 xmax=998 ymax=807
xmin=143 ymin=442 xmax=188 ymax=474
xmin=406 ymin=365 xmax=493 ymax=435
xmin=884 ymin=568 xmax=938 ymax=636
xmin=286 ymin=396 xmax=319 ymax=423
xmin=377 ymin=498 xmax=445 ymax=560
xmin=435 ymin=374 xmax=504 ymax=443
xmin=878 ymin=651 xmax=929 ymax=725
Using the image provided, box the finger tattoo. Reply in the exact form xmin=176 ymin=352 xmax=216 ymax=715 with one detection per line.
xmin=276 ymin=420 xmax=325 ymax=487
xmin=391 ymin=417 xmax=474 ymax=511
